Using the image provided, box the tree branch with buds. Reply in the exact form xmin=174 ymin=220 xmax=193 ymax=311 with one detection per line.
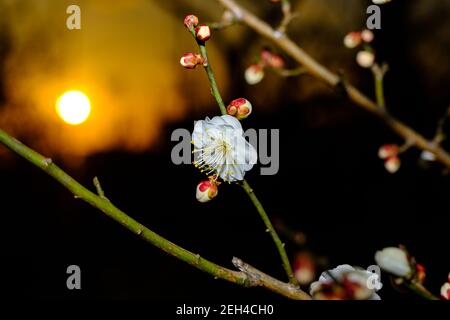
xmin=0 ymin=127 xmax=310 ymax=299
xmin=184 ymin=15 xmax=298 ymax=285
xmin=215 ymin=0 xmax=450 ymax=170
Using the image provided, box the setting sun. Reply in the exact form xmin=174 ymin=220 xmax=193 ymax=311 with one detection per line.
xmin=56 ymin=90 xmax=91 ymax=125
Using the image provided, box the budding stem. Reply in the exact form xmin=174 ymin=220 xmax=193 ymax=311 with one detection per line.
xmin=191 ymin=26 xmax=298 ymax=285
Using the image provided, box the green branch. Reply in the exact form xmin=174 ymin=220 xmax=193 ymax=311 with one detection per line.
xmin=240 ymin=180 xmax=297 ymax=285
xmin=0 ymin=127 xmax=310 ymax=299
xmin=371 ymin=63 xmax=388 ymax=111
xmin=192 ymin=34 xmax=298 ymax=285
xmin=0 ymin=129 xmax=245 ymax=285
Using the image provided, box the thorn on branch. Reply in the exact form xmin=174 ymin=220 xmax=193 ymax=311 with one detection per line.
xmin=43 ymin=158 xmax=53 ymax=167
xmin=93 ymin=176 xmax=109 ymax=201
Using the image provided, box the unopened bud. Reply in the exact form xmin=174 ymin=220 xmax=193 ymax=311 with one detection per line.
xmin=384 ymin=156 xmax=401 ymax=173
xmin=184 ymin=14 xmax=199 ymax=30
xmin=415 ymin=264 xmax=426 ymax=284
xmin=261 ymin=49 xmax=285 ymax=69
xmin=361 ymin=29 xmax=374 ymax=43
xmin=441 ymin=282 xmax=450 ymax=300
xmin=180 ymin=53 xmax=204 ymax=69
xmin=344 ymin=32 xmax=362 ymax=48
xmin=196 ymin=179 xmax=218 ymax=203
xmin=227 ymin=98 xmax=253 ymax=120
xmin=195 ymin=24 xmax=211 ymax=42
xmin=356 ymin=50 xmax=375 ymax=68
xmin=293 ymin=253 xmax=316 ymax=285
xmin=245 ymin=64 xmax=265 ymax=85
xmin=378 ymin=144 xmax=399 ymax=159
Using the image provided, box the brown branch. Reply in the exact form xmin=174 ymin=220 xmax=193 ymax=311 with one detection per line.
xmin=232 ymin=257 xmax=311 ymax=300
xmin=216 ymin=0 xmax=450 ymax=169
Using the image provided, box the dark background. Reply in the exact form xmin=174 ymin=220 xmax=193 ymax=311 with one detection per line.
xmin=0 ymin=0 xmax=449 ymax=301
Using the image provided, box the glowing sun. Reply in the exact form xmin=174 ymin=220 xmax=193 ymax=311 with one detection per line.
xmin=56 ymin=90 xmax=91 ymax=125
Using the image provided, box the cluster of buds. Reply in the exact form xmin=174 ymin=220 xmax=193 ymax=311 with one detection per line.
xmin=310 ymin=265 xmax=381 ymax=300
xmin=226 ymin=98 xmax=253 ymax=120
xmin=378 ymin=144 xmax=400 ymax=173
xmin=180 ymin=15 xmax=211 ymax=69
xmin=343 ymin=29 xmax=376 ymax=68
xmin=441 ymin=273 xmax=450 ymax=300
xmin=245 ymin=48 xmax=286 ymax=85
xmin=293 ymin=252 xmax=316 ymax=286
xmin=196 ymin=176 xmax=219 ymax=203
xmin=183 ymin=14 xmax=211 ymax=42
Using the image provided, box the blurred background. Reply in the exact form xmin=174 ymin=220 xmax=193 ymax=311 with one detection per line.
xmin=0 ymin=0 xmax=449 ymax=300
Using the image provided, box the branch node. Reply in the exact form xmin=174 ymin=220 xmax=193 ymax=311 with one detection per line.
xmin=43 ymin=158 xmax=53 ymax=167
xmin=93 ymin=176 xmax=109 ymax=201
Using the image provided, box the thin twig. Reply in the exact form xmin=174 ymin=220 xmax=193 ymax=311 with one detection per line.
xmin=273 ymin=66 xmax=307 ymax=78
xmin=215 ymin=0 xmax=450 ymax=169
xmin=432 ymin=105 xmax=450 ymax=145
xmin=371 ymin=63 xmax=389 ymax=111
xmin=93 ymin=176 xmax=109 ymax=201
xmin=190 ymin=25 xmax=298 ymax=285
xmin=240 ymin=180 xmax=298 ymax=285
xmin=277 ymin=0 xmax=297 ymax=35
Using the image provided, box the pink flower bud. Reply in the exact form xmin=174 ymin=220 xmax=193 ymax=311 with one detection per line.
xmin=184 ymin=14 xmax=199 ymax=29
xmin=269 ymin=53 xmax=285 ymax=69
xmin=260 ymin=49 xmax=285 ymax=69
xmin=180 ymin=53 xmax=203 ymax=69
xmin=195 ymin=24 xmax=211 ymax=42
xmin=245 ymin=64 xmax=265 ymax=85
xmin=343 ymin=32 xmax=362 ymax=48
xmin=384 ymin=156 xmax=401 ymax=173
xmin=227 ymin=98 xmax=253 ymax=120
xmin=196 ymin=180 xmax=218 ymax=203
xmin=293 ymin=253 xmax=316 ymax=285
xmin=441 ymin=282 xmax=450 ymax=300
xmin=415 ymin=264 xmax=426 ymax=284
xmin=260 ymin=49 xmax=272 ymax=64
xmin=361 ymin=29 xmax=374 ymax=43
xmin=356 ymin=50 xmax=375 ymax=68
xmin=378 ymin=144 xmax=399 ymax=159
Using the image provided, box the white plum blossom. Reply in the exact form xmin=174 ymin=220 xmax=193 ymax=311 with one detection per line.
xmin=192 ymin=115 xmax=257 ymax=182
xmin=375 ymin=247 xmax=412 ymax=277
xmin=310 ymin=264 xmax=381 ymax=300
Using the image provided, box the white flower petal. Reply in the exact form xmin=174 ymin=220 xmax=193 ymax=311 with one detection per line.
xmin=375 ymin=247 xmax=412 ymax=277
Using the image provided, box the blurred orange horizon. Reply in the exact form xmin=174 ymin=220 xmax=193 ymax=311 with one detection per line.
xmin=0 ymin=0 xmax=230 ymax=160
